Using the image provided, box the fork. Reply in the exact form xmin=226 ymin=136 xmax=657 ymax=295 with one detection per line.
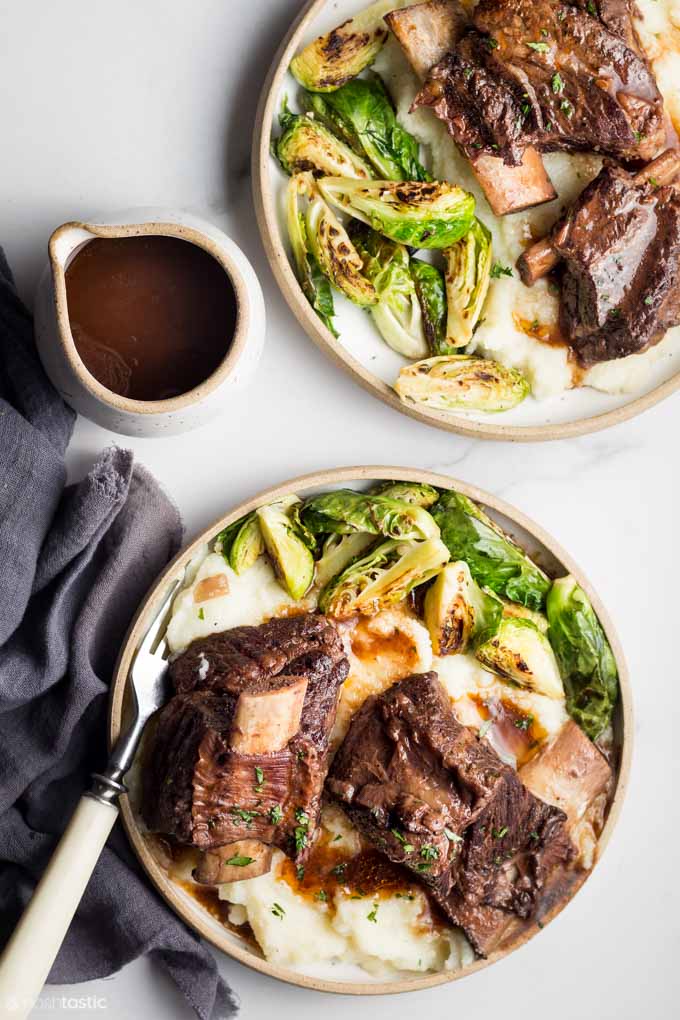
xmin=0 ymin=577 xmax=182 ymax=1019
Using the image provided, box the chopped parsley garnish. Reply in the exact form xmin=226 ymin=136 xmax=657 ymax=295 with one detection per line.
xmin=493 ymin=826 xmax=509 ymax=840
xmin=649 ymin=176 xmax=659 ymax=189
xmin=478 ymin=719 xmax=493 ymax=739
xmin=526 ymin=41 xmax=550 ymax=52
xmin=530 ymin=318 xmax=540 ymax=332
xmin=420 ymin=845 xmax=439 ymax=861
xmin=296 ymin=864 xmax=305 ymax=881
xmin=634 ymin=130 xmax=643 ymax=143
xmin=514 ymin=714 xmax=534 ymax=731
xmin=491 ymin=262 xmax=513 ymax=279
xmin=493 ymin=854 xmax=503 ymax=866
xmin=315 ymin=890 xmax=328 ymax=902
xmin=551 ymin=72 xmax=565 ymax=94
xmin=254 ymin=766 xmax=265 ymax=792
xmin=231 ymin=807 xmax=259 ymax=827
xmin=271 ymin=902 xmax=285 ymax=920
xmin=269 ymin=804 xmax=283 ymax=825
xmin=587 ymin=0 xmax=597 ymax=14
xmin=331 ymin=862 xmax=347 ymax=879
xmin=332 ymin=834 xmax=342 ymax=842
xmin=560 ymin=99 xmax=573 ymax=117
xmin=416 ymin=862 xmax=431 ymax=873
xmin=198 ymin=608 xmax=205 ymax=621
xmin=395 ymin=893 xmax=415 ymax=901
xmin=644 ymin=296 xmax=654 ymax=306
xmin=225 ymin=855 xmax=255 ymax=867
xmin=444 ymin=828 xmax=463 ymax=844
xmin=294 ymin=827 xmax=308 ymax=853
xmin=529 ymin=831 xmax=540 ymax=841
xmin=464 ymin=67 xmax=474 ymax=80
xmin=486 ymin=36 xmax=499 ymax=50
xmin=295 ymin=808 xmax=309 ymax=826
xmin=391 ymin=829 xmax=415 ymax=853
xmin=367 ymin=903 xmax=379 ymax=923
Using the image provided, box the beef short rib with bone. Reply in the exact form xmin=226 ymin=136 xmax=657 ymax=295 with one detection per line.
xmin=142 ymin=614 xmax=349 ymax=877
xmin=389 ymin=0 xmax=668 ymax=215
xmin=327 ymin=672 xmax=611 ymax=956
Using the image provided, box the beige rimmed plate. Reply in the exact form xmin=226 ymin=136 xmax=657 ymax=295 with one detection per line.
xmin=109 ymin=466 xmax=632 ymax=995
xmin=252 ymin=0 xmax=680 ymax=442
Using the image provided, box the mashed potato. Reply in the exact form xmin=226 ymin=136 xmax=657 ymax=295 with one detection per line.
xmin=167 ymin=549 xmax=316 ymax=653
xmin=374 ymin=0 xmax=680 ymax=399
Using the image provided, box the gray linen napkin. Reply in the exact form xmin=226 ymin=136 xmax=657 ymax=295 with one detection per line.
xmin=0 ymin=249 xmax=238 ymax=1018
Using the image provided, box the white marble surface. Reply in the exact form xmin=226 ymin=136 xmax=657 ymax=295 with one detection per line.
xmin=1 ymin=1 xmax=678 ymax=1017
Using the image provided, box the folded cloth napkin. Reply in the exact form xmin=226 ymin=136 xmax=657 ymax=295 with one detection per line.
xmin=0 ymin=249 xmax=238 ymax=1019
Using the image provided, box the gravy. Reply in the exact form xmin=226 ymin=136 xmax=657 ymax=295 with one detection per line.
xmin=65 ymin=235 xmax=236 ymax=400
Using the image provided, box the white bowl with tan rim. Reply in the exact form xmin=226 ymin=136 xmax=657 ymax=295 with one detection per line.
xmin=109 ymin=465 xmax=632 ymax=996
xmin=252 ymin=0 xmax=680 ymax=442
xmin=34 ymin=209 xmax=265 ymax=437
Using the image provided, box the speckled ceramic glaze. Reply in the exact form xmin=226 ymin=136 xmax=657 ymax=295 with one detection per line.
xmin=34 ymin=208 xmax=265 ymax=437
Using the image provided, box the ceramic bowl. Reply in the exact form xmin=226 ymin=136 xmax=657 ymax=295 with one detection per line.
xmin=34 ymin=208 xmax=265 ymax=437
xmin=109 ymin=466 xmax=632 ymax=995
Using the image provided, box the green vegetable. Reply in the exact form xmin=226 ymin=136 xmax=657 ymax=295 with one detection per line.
xmin=317 ymin=177 xmax=476 ymax=250
xmin=319 ymin=536 xmax=450 ymax=618
xmin=225 ymin=855 xmax=255 ymax=867
xmin=286 ymin=173 xmax=338 ymax=336
xmin=350 ymin=224 xmax=428 ymax=358
xmin=546 ymin=575 xmax=619 ymax=740
xmin=394 ymin=355 xmax=530 ymax=413
xmin=228 ymin=514 xmax=264 ymax=574
xmin=275 ymin=100 xmax=373 ymax=179
xmin=423 ymin=560 xmax=503 ymax=655
xmin=367 ymin=903 xmax=379 ymax=923
xmin=499 ymin=597 xmax=549 ymax=633
xmin=256 ymin=498 xmax=315 ymax=600
xmin=305 ymin=179 xmax=377 ymax=307
xmin=307 ymin=76 xmax=430 ymax=181
xmin=444 ymin=218 xmax=493 ymax=347
xmin=271 ymin=902 xmax=285 ymax=919
xmin=410 ymin=259 xmax=448 ymax=355
xmin=476 ymin=617 xmax=564 ymax=699
xmin=302 ymin=488 xmax=440 ymax=541
xmin=431 ymin=490 xmax=551 ymax=610
xmin=314 ymin=532 xmax=375 ymax=590
xmin=289 ymin=0 xmax=397 ymax=92
xmin=371 ymin=481 xmax=439 ymax=508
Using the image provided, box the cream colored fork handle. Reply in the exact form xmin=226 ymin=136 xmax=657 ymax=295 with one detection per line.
xmin=0 ymin=795 xmax=118 ymax=1019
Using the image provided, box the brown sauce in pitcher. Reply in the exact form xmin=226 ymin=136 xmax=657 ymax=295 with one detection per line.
xmin=65 ymin=235 xmax=237 ymax=400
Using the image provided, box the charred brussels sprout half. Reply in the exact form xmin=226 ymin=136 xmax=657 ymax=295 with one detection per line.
xmin=287 ymin=173 xmax=338 ymax=335
xmin=410 ymin=259 xmax=448 ymax=356
xmin=394 ymin=355 xmax=530 ymax=413
xmin=432 ymin=490 xmax=551 ymax=611
xmin=256 ymin=498 xmax=315 ymax=600
xmin=275 ymin=102 xmax=373 ymax=179
xmin=476 ymin=618 xmax=565 ymax=700
xmin=289 ymin=0 xmax=395 ymax=92
xmin=305 ymin=184 xmax=377 ymax=307
xmin=349 ymin=224 xmax=428 ymax=359
xmin=313 ymin=532 xmax=375 ymax=590
xmin=319 ymin=537 xmax=450 ymax=618
xmin=424 ymin=561 xmax=502 ymax=655
xmin=371 ymin=481 xmax=439 ymax=508
xmin=228 ymin=515 xmax=264 ymax=575
xmin=301 ymin=488 xmax=440 ymax=541
xmin=318 ymin=178 xmax=475 ymax=250
xmin=547 ymin=575 xmax=619 ymax=740
xmin=444 ymin=218 xmax=493 ymax=348
xmin=307 ymin=76 xmax=430 ymax=182
xmin=499 ymin=598 xmax=549 ymax=634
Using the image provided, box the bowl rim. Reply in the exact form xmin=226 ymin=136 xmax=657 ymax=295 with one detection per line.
xmin=108 ymin=465 xmax=632 ymax=996
xmin=251 ymin=0 xmax=680 ymax=443
xmin=49 ymin=218 xmax=251 ymax=415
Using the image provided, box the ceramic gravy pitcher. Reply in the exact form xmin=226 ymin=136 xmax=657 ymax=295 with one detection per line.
xmin=34 ymin=208 xmax=265 ymax=437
